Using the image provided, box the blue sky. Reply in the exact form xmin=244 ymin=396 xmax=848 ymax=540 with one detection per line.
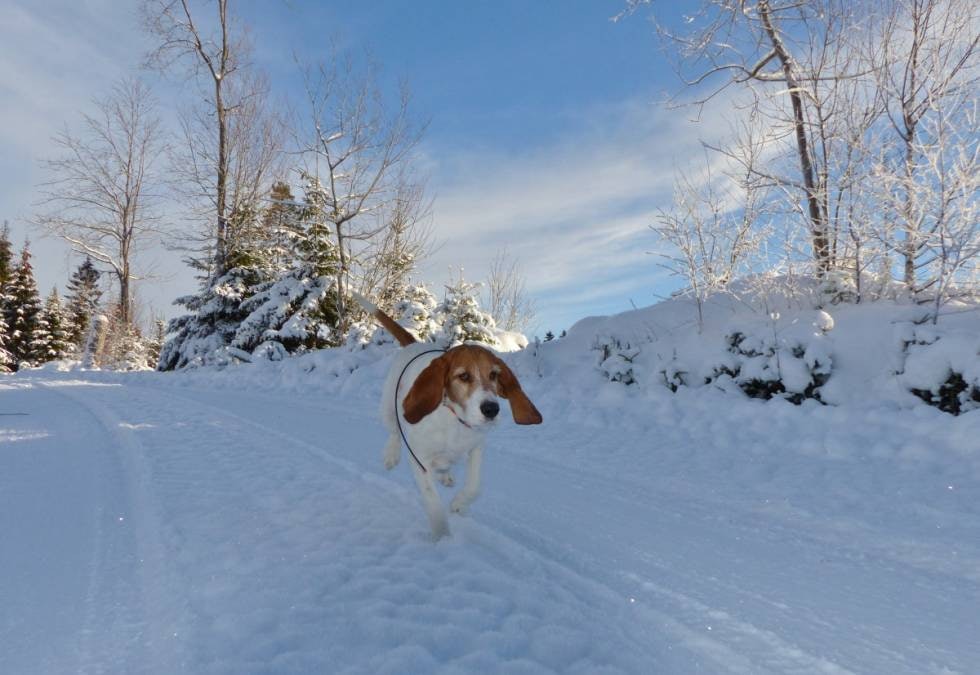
xmin=1 ymin=0 xmax=720 ymax=335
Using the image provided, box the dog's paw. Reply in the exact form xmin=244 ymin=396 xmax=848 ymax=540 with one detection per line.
xmin=384 ymin=453 xmax=400 ymax=470
xmin=438 ymin=472 xmax=455 ymax=487
xmin=450 ymin=496 xmax=469 ymax=515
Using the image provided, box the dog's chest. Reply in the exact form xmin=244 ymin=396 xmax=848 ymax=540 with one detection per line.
xmin=409 ymin=407 xmax=483 ymax=467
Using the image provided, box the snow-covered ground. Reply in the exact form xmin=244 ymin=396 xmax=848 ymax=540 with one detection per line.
xmin=2 ymin=292 xmax=979 ymax=674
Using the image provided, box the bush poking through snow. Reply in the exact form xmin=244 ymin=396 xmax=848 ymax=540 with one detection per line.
xmin=899 ymin=326 xmax=980 ymax=415
xmin=592 ymin=311 xmax=834 ymax=404
xmin=716 ymin=328 xmax=832 ymax=403
xmin=910 ymin=373 xmax=980 ymax=415
xmin=594 ymin=335 xmax=641 ymax=385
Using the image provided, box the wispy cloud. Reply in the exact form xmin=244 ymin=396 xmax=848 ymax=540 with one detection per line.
xmin=419 ymin=98 xmax=728 ymax=332
xmin=0 ymin=1 xmax=148 ymax=292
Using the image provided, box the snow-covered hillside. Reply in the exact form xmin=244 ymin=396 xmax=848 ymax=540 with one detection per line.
xmin=2 ymin=289 xmax=979 ymax=674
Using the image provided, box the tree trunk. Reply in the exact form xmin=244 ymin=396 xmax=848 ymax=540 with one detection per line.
xmin=119 ymin=271 xmax=130 ymax=326
xmin=758 ymin=0 xmax=830 ymax=276
xmin=214 ymin=77 xmax=228 ymax=278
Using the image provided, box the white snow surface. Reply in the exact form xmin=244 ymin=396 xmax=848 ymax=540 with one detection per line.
xmin=2 ymin=292 xmax=979 ymax=674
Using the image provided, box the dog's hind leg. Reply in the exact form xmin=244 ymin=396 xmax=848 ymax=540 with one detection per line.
xmin=450 ymin=446 xmax=483 ymax=516
xmin=382 ymin=433 xmax=401 ymax=470
xmin=411 ymin=461 xmax=450 ymax=540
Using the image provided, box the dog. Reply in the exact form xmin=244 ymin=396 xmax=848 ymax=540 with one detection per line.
xmin=352 ymin=292 xmax=542 ymax=539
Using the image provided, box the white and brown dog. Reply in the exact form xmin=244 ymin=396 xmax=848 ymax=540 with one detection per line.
xmin=354 ymin=293 xmax=542 ymax=539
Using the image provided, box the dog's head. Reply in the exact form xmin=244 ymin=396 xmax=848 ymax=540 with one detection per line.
xmin=402 ymin=344 xmax=543 ymax=428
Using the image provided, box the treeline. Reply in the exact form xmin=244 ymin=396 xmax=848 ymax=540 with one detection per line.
xmin=0 ymin=225 xmax=157 ymax=372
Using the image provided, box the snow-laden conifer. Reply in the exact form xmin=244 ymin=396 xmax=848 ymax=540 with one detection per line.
xmin=33 ymin=288 xmax=72 ymax=362
xmin=231 ymin=174 xmax=343 ymax=358
xmin=436 ymin=275 xmax=497 ymax=346
xmin=2 ymin=244 xmax=44 ymax=368
xmin=64 ymin=257 xmax=103 ymax=349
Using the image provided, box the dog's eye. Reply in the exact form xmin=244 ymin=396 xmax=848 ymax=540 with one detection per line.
xmin=489 ymin=371 xmax=498 ymax=381
xmin=458 ymin=372 xmax=471 ymax=382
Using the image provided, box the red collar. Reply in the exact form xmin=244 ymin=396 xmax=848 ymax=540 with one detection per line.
xmin=443 ymin=402 xmax=473 ymax=429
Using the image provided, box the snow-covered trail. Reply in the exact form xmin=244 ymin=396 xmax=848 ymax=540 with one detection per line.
xmin=2 ymin=372 xmax=978 ymax=674
xmin=161 ymin=382 xmax=980 ymax=674
xmin=0 ymin=379 xmax=188 ymax=674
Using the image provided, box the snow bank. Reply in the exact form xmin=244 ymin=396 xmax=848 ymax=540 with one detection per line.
xmin=510 ymin=279 xmax=980 ymax=416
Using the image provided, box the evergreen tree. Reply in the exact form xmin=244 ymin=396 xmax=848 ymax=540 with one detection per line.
xmin=159 ymin=202 xmax=277 ymax=370
xmin=0 ymin=224 xmax=12 ymax=371
xmin=544 ymin=331 xmax=555 ymax=342
xmin=64 ymin=257 xmax=103 ymax=348
xmin=0 ymin=222 xmax=13 ymax=289
xmin=230 ymin=175 xmax=344 ymax=358
xmin=33 ymin=288 xmax=72 ymax=362
xmin=3 ymin=243 xmax=44 ymax=367
xmin=262 ymin=181 xmax=303 ymax=272
xmin=157 ymin=265 xmax=258 ymax=370
xmin=145 ymin=319 xmax=166 ymax=367
xmin=436 ymin=274 xmax=497 ymax=346
xmin=0 ymin=304 xmax=11 ymax=372
xmin=103 ymin=306 xmax=152 ymax=370
xmin=394 ymin=284 xmax=440 ymax=342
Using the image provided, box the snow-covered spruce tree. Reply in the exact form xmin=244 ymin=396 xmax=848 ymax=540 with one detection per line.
xmin=0 ymin=222 xmax=13 ymax=289
xmin=145 ymin=319 xmax=166 ymax=368
xmin=436 ymin=274 xmax=497 ymax=346
xmin=64 ymin=257 xmax=103 ymax=350
xmin=0 ymin=323 xmax=11 ymax=372
xmin=231 ymin=174 xmax=343 ymax=359
xmin=2 ymin=243 xmax=44 ymax=368
xmin=158 ymin=203 xmax=279 ymax=370
xmin=0 ymin=301 xmax=11 ymax=372
xmin=394 ymin=284 xmax=440 ymax=342
xmin=262 ymin=181 xmax=303 ymax=272
xmin=0 ymin=224 xmax=12 ymax=371
xmin=102 ymin=307 xmax=152 ymax=371
xmin=33 ymin=288 xmax=72 ymax=363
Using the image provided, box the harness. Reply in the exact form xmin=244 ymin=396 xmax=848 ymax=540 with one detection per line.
xmin=395 ymin=348 xmax=449 ymax=473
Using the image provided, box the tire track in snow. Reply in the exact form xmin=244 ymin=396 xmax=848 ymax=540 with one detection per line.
xmin=32 ymin=380 xmax=193 ymax=674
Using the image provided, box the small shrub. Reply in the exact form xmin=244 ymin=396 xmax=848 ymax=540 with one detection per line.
xmin=594 ymin=336 xmax=640 ymax=385
xmin=910 ymin=372 xmax=980 ymax=415
xmin=900 ymin=326 xmax=980 ymax=415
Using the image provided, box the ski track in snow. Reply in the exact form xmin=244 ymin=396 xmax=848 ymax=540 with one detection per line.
xmin=2 ymin=371 xmax=979 ymax=674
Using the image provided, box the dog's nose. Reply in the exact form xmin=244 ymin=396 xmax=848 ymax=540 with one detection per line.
xmin=480 ymin=400 xmax=500 ymax=419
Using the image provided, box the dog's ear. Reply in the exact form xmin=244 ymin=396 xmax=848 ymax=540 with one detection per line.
xmin=493 ymin=356 xmax=543 ymax=425
xmin=402 ymin=355 xmax=448 ymax=424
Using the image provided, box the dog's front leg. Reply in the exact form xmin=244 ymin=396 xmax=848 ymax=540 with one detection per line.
xmin=450 ymin=446 xmax=483 ymax=515
xmin=382 ymin=433 xmax=401 ymax=470
xmin=411 ymin=461 xmax=450 ymax=539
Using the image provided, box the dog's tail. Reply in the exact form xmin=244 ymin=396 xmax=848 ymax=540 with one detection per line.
xmin=350 ymin=291 xmax=417 ymax=347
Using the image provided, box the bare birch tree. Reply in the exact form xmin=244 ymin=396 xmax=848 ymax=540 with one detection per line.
xmin=486 ymin=250 xmax=537 ymax=333
xmin=142 ymin=0 xmax=281 ymax=278
xmin=620 ymin=0 xmax=872 ymax=276
xmin=36 ymin=78 xmax=163 ymax=326
xmin=295 ymin=55 xmax=426 ymax=332
xmin=652 ymin=157 xmax=767 ymax=331
xmin=360 ymin=178 xmax=433 ymax=313
xmin=169 ymin=70 xmax=284 ymax=274
xmin=871 ymin=0 xmax=979 ymax=295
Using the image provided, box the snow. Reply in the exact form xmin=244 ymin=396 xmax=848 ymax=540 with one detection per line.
xmin=2 ymin=289 xmax=979 ymax=673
